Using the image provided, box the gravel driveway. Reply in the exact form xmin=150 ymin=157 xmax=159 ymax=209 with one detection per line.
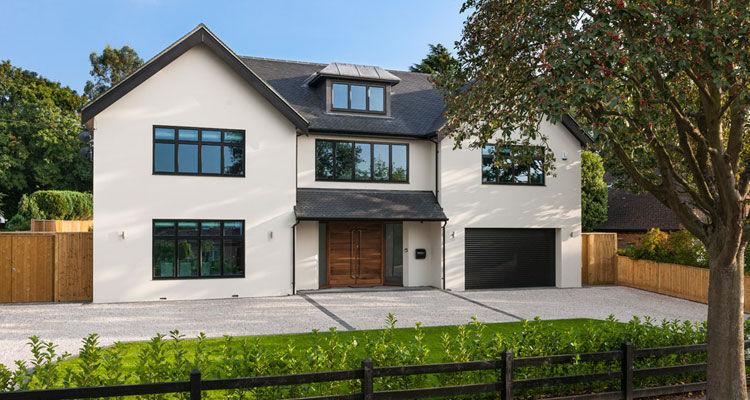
xmin=0 ymin=286 xmax=708 ymax=367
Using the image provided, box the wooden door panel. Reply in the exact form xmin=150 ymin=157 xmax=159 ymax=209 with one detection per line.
xmin=327 ymin=225 xmax=355 ymax=286
xmin=357 ymin=224 xmax=383 ymax=285
xmin=0 ymin=236 xmax=11 ymax=302
xmin=326 ymin=222 xmax=384 ymax=287
xmin=12 ymin=235 xmax=54 ymax=302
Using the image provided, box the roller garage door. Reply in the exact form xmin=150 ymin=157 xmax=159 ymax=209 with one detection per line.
xmin=465 ymin=228 xmax=556 ymax=289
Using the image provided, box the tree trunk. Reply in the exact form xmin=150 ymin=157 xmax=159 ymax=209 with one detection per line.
xmin=707 ymin=240 xmax=748 ymax=399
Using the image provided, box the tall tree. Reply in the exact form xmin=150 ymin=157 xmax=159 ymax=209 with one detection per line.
xmin=435 ymin=1 xmax=750 ymax=397
xmin=410 ymin=44 xmax=458 ymax=74
xmin=0 ymin=61 xmax=91 ymax=219
xmin=83 ymin=45 xmax=143 ymax=101
xmin=581 ymin=151 xmax=608 ymax=232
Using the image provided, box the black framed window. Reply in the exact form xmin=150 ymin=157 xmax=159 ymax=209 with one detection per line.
xmin=153 ymin=126 xmax=245 ymax=176
xmin=315 ymin=139 xmax=408 ymax=183
xmin=330 ymin=82 xmax=386 ymax=113
xmin=152 ymin=220 xmax=244 ymax=279
xmin=482 ymin=145 xmax=545 ymax=185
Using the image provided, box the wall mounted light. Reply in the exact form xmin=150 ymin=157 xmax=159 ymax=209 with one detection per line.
xmin=120 ymin=231 xmax=126 ymax=240
xmin=562 ymin=152 xmax=568 ymax=160
xmin=451 ymin=231 xmax=456 ymax=239
xmin=269 ymin=231 xmax=274 ymax=240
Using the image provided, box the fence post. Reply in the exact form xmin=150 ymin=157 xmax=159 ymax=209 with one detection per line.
xmin=621 ymin=342 xmax=633 ymax=400
xmin=362 ymin=358 xmax=374 ymax=400
xmin=190 ymin=369 xmax=201 ymax=400
xmin=502 ymin=349 xmax=513 ymax=400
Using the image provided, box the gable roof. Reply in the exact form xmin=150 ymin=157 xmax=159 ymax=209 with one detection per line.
xmin=80 ymin=25 xmax=307 ymax=129
xmin=80 ymin=24 xmax=592 ymax=144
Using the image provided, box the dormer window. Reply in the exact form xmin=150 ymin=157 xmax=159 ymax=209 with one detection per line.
xmin=331 ymin=82 xmax=385 ymax=113
xmin=308 ymin=63 xmax=400 ymax=116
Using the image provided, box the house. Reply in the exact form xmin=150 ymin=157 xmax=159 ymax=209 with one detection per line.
xmin=594 ymin=175 xmax=681 ymax=248
xmin=81 ymin=25 xmax=591 ymax=302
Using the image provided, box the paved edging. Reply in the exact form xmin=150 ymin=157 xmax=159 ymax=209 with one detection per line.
xmin=299 ymin=293 xmax=355 ymax=331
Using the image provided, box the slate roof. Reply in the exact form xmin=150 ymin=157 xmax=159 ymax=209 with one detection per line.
xmin=241 ymin=57 xmax=446 ymax=138
xmin=295 ymin=188 xmax=448 ymax=221
xmin=594 ymin=176 xmax=682 ymax=232
xmin=80 ymin=24 xmax=591 ymax=144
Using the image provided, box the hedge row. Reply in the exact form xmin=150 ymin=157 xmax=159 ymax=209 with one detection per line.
xmin=5 ymin=190 xmax=92 ymax=231
xmin=1 ymin=315 xmax=742 ymax=399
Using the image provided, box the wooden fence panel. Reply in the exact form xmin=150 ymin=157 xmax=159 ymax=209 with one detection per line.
xmin=11 ymin=234 xmax=54 ymax=302
xmin=0 ymin=232 xmax=92 ymax=303
xmin=54 ymin=233 xmax=93 ymax=302
xmin=31 ymin=219 xmax=92 ymax=233
xmin=581 ymin=233 xmax=617 ymax=284
xmin=0 ymin=236 xmax=11 ymax=302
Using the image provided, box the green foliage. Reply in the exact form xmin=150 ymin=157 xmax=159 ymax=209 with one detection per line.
xmin=0 ymin=61 xmax=91 ymax=219
xmin=409 ymin=44 xmax=458 ymax=74
xmin=0 ymin=316 xmax=741 ymax=398
xmin=620 ymin=228 xmax=707 ymax=267
xmin=581 ymin=151 xmax=608 ymax=231
xmin=4 ymin=190 xmax=92 ymax=231
xmin=83 ymin=45 xmax=143 ymax=101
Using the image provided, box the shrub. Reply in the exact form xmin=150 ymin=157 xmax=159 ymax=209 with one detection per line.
xmin=0 ymin=316 xmax=742 ymax=398
xmin=619 ymin=228 xmax=750 ymax=273
xmin=3 ymin=191 xmax=92 ymax=231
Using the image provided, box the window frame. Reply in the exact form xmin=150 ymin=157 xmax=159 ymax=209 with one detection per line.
xmin=481 ymin=144 xmax=546 ymax=186
xmin=152 ymin=219 xmax=245 ymax=280
xmin=315 ymin=139 xmax=409 ymax=183
xmin=152 ymin=125 xmax=246 ymax=177
xmin=330 ymin=81 xmax=387 ymax=115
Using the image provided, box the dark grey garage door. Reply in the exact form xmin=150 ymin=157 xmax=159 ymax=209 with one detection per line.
xmin=465 ymin=228 xmax=556 ymax=289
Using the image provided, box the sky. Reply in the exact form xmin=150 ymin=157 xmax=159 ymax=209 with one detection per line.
xmin=0 ymin=0 xmax=467 ymax=94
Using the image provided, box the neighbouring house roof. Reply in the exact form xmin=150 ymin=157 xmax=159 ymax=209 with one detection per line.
xmin=295 ymin=188 xmax=448 ymax=221
xmin=594 ymin=175 xmax=682 ymax=232
xmin=80 ymin=24 xmax=593 ymax=143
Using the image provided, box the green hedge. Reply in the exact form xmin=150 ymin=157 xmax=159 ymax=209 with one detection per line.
xmin=619 ymin=228 xmax=750 ymax=275
xmin=1 ymin=315 xmax=743 ymax=398
xmin=4 ymin=190 xmax=92 ymax=231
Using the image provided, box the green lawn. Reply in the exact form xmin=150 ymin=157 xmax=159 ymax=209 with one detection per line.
xmin=58 ymin=318 xmax=605 ymax=370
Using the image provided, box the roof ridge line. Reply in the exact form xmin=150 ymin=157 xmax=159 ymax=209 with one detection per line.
xmin=240 ymin=55 xmax=327 ymax=66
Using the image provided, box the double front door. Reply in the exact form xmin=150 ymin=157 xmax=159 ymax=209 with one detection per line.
xmin=327 ymin=222 xmax=384 ymax=287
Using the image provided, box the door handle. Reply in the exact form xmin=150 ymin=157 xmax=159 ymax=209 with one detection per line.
xmin=11 ymin=267 xmax=16 ymax=272
xmin=350 ymin=231 xmax=356 ymax=279
xmin=357 ymin=230 xmax=362 ymax=278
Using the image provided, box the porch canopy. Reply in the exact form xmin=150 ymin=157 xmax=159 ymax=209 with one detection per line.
xmin=295 ymin=188 xmax=448 ymax=221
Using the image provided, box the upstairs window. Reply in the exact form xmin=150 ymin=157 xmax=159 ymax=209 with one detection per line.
xmin=153 ymin=126 xmax=245 ymax=177
xmin=331 ymin=82 xmax=386 ymax=113
xmin=316 ymin=139 xmax=407 ymax=183
xmin=482 ymin=145 xmax=545 ymax=185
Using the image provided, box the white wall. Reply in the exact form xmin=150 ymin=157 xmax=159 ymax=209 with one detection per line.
xmin=297 ymin=134 xmax=436 ymax=192
xmin=295 ymin=221 xmax=319 ymax=291
xmin=92 ymin=44 xmax=298 ymax=302
xmin=403 ymin=221 xmax=443 ymax=288
xmin=440 ymin=120 xmax=583 ymax=290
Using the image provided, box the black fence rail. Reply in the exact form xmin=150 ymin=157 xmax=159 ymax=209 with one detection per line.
xmin=1 ymin=340 xmax=747 ymax=400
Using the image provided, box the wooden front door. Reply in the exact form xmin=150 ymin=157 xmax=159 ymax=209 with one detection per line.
xmin=327 ymin=222 xmax=383 ymax=287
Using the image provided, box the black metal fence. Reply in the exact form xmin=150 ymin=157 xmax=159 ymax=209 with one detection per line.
xmin=0 ymin=341 xmax=745 ymax=400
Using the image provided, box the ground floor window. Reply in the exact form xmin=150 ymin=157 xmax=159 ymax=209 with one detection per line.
xmin=152 ymin=220 xmax=244 ymax=279
xmin=384 ymin=223 xmax=403 ymax=284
